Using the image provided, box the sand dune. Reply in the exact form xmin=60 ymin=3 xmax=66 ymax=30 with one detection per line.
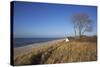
xmin=13 ymin=37 xmax=97 ymax=66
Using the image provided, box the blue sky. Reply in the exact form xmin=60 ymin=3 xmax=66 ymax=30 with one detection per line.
xmin=13 ymin=1 xmax=97 ymax=38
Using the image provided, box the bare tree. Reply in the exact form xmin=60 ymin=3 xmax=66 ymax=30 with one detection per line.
xmin=71 ymin=13 xmax=92 ymax=38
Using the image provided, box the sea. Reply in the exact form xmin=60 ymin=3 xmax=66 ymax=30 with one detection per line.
xmin=13 ymin=38 xmax=61 ymax=48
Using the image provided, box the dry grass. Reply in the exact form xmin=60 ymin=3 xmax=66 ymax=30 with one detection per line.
xmin=14 ymin=36 xmax=97 ymax=66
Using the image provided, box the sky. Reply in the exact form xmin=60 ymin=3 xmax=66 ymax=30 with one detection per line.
xmin=13 ymin=1 xmax=97 ymax=38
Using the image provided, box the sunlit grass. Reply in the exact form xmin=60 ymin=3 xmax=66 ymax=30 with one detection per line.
xmin=14 ymin=37 xmax=97 ymax=65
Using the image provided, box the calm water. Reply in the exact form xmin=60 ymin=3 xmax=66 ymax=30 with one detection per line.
xmin=13 ymin=38 xmax=60 ymax=48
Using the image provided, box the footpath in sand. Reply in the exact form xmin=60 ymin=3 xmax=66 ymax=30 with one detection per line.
xmin=14 ymin=37 xmax=97 ymax=65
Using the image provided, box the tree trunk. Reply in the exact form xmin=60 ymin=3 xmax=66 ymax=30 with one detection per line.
xmin=74 ymin=25 xmax=76 ymax=37
xmin=79 ymin=26 xmax=82 ymax=38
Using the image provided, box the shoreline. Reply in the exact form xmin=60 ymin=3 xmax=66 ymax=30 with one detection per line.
xmin=14 ymin=38 xmax=65 ymax=56
xmin=14 ymin=38 xmax=65 ymax=48
xmin=14 ymin=37 xmax=97 ymax=65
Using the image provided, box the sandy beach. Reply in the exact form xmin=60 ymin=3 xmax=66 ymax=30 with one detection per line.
xmin=14 ymin=37 xmax=97 ymax=65
xmin=14 ymin=39 xmax=65 ymax=56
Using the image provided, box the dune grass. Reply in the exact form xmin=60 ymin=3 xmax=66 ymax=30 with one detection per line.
xmin=14 ymin=36 xmax=97 ymax=66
